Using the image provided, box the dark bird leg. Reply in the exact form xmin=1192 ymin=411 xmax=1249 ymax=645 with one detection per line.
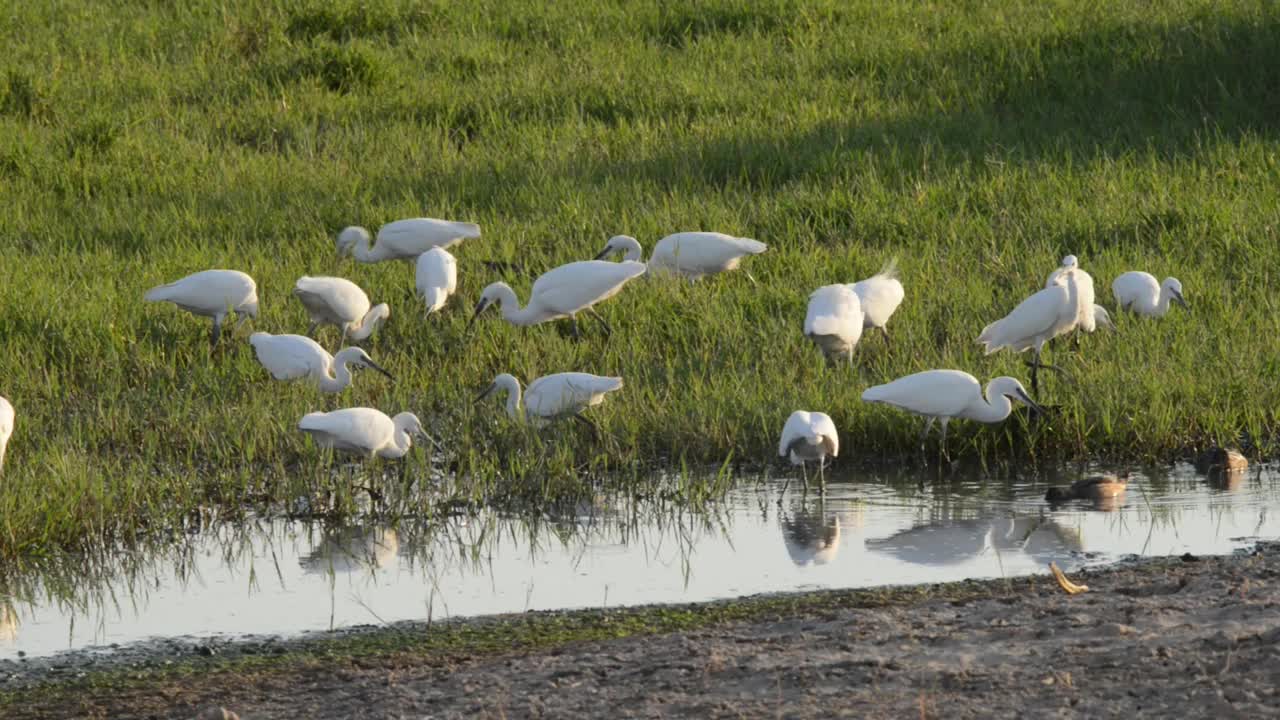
xmin=880 ymin=326 xmax=891 ymax=346
xmin=586 ymin=308 xmax=614 ymax=337
xmin=940 ymin=418 xmax=952 ymax=464
xmin=572 ymin=413 xmax=601 ymax=441
xmin=919 ymin=418 xmax=935 ymax=454
xmin=307 ymin=321 xmax=319 ymax=338
xmin=210 ymin=316 xmax=223 ymax=347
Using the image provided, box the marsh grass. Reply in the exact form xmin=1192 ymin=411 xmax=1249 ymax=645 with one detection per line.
xmin=1 ymin=0 xmax=1279 ymax=556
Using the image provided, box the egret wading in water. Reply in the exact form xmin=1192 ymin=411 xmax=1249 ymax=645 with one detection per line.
xmin=298 ymin=408 xmax=425 ymax=460
xmin=0 ymin=395 xmax=13 ymax=474
xmin=468 ymin=260 xmax=646 ymax=339
xmin=861 ymin=370 xmax=1042 ymax=461
xmin=1112 ymin=271 xmax=1188 ymax=317
xmin=337 ymin=218 xmax=481 ymax=263
xmin=977 ymin=260 xmax=1090 ymax=396
xmin=293 ymin=276 xmax=390 ymax=346
xmin=804 ymin=285 xmax=863 ymax=366
xmin=778 ymin=410 xmax=839 ymax=496
xmin=850 ymin=260 xmax=904 ymax=344
xmin=415 ymin=247 xmax=457 ymax=316
xmin=249 ymin=333 xmax=393 ymax=393
xmin=476 ymin=372 xmax=623 ymax=437
xmin=144 ymin=269 xmax=259 ymax=346
xmin=594 ymin=232 xmax=767 ymax=282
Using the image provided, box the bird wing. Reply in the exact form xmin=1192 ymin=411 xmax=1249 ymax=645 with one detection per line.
xmin=779 ymin=411 xmax=814 ymax=456
xmin=651 ymin=233 xmax=766 ymax=272
xmin=298 ymin=408 xmax=390 ymax=453
xmin=849 ymin=272 xmax=904 ymax=328
xmin=250 ymin=333 xmax=326 ymax=381
xmin=977 ymin=285 xmax=1069 ymax=353
xmin=293 ymin=277 xmax=370 ymax=322
xmin=804 ymin=285 xmax=862 ymax=338
xmin=379 ymin=218 xmax=481 ymax=254
xmin=144 ymin=270 xmax=256 ymax=314
xmin=415 ymin=249 xmax=458 ymax=295
xmin=1112 ymin=271 xmax=1158 ymax=309
xmin=861 ymin=369 xmax=979 ymax=417
xmin=1067 ymin=269 xmax=1096 ymax=332
xmin=810 ymin=412 xmax=839 ymax=458
xmin=530 ymin=261 xmax=646 ymax=314
xmin=526 ymin=373 xmax=622 ymax=417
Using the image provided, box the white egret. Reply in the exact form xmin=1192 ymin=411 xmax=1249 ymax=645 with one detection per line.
xmin=293 ymin=276 xmax=390 ymax=345
xmin=861 ymin=370 xmax=1042 ymax=460
xmin=477 ymin=372 xmax=623 ymax=435
xmin=804 ymin=285 xmax=863 ymax=365
xmin=249 ymin=332 xmax=393 ymax=393
xmin=468 ymin=260 xmax=646 ymax=338
xmin=415 ymin=247 xmax=457 ymax=315
xmin=594 ymin=232 xmax=767 ymax=281
xmin=850 ymin=259 xmax=904 ymax=342
xmin=1047 ymin=255 xmax=1113 ymax=346
xmin=1112 ymin=271 xmax=1187 ymax=317
xmin=337 ymin=217 xmax=481 ymax=262
xmin=298 ymin=408 xmax=425 ymax=459
xmin=0 ymin=396 xmax=12 ymax=474
xmin=144 ymin=269 xmax=259 ymax=346
xmin=778 ymin=410 xmax=839 ymax=493
xmin=977 ymin=262 xmax=1089 ymax=395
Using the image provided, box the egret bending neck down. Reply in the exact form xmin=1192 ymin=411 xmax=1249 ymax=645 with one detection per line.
xmin=336 ymin=227 xmax=388 ymax=263
xmin=318 ymin=348 xmax=392 ymax=393
xmin=478 ymin=373 xmax=524 ymax=419
xmin=343 ymin=306 xmax=389 ymax=342
xmin=378 ymin=413 xmax=422 ymax=459
xmin=470 ymin=284 xmax=548 ymax=327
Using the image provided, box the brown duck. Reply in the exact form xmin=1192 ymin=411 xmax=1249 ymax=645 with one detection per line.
xmin=1045 ymin=473 xmax=1129 ymax=503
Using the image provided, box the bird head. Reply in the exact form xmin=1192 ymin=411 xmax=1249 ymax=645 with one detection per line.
xmin=1164 ymin=277 xmax=1188 ymax=308
xmin=335 ymin=226 xmax=368 ymax=257
xmin=594 ymin=235 xmax=642 ymax=262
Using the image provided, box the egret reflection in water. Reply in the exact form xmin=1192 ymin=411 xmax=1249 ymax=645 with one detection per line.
xmin=299 ymin=526 xmax=400 ymax=574
xmin=867 ymin=516 xmax=1083 ymax=568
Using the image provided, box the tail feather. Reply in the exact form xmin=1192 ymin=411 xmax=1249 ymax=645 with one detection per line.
xmin=874 ymin=257 xmax=899 ymax=281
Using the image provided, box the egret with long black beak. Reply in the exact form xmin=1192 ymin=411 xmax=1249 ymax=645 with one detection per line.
xmin=468 ymin=260 xmax=646 ymax=338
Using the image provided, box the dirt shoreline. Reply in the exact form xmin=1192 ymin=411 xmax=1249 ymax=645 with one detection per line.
xmin=4 ymin=545 xmax=1279 ymax=719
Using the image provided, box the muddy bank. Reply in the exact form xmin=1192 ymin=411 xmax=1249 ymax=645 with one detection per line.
xmin=4 ymin=545 xmax=1279 ymax=719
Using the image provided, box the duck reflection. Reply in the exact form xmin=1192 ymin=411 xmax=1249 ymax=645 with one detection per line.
xmin=867 ymin=516 xmax=1082 ymax=567
xmin=300 ymin=525 xmax=399 ymax=574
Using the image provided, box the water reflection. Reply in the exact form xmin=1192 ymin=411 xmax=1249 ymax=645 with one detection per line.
xmin=0 ymin=462 xmax=1275 ymax=659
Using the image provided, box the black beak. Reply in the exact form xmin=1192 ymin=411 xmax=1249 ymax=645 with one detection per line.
xmin=474 ymin=383 xmax=496 ymax=404
xmin=1173 ymin=290 xmax=1188 ymax=309
xmin=365 ymin=359 xmax=394 ymax=381
xmin=1012 ymin=388 xmax=1045 ymax=415
xmin=593 ymin=246 xmax=613 ymax=260
xmin=466 ymin=299 xmax=488 ymax=332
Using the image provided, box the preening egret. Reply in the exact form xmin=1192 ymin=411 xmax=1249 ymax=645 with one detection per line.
xmin=804 ymin=285 xmax=863 ymax=365
xmin=293 ymin=276 xmax=390 ymax=345
xmin=249 ymin=332 xmax=393 ymax=393
xmin=337 ymin=217 xmax=481 ymax=262
xmin=468 ymin=260 xmax=646 ymax=338
xmin=0 ymin=396 xmax=12 ymax=474
xmin=861 ymin=369 xmax=1042 ymax=460
xmin=850 ymin=259 xmax=904 ymax=342
xmin=594 ymin=232 xmax=767 ymax=281
xmin=978 ymin=262 xmax=1088 ymax=395
xmin=477 ymin=372 xmax=623 ymax=435
xmin=1112 ymin=271 xmax=1187 ymax=317
xmin=298 ymin=408 xmax=424 ymax=459
xmin=1046 ymin=256 xmax=1112 ymax=343
xmin=778 ymin=410 xmax=839 ymax=493
xmin=1045 ymin=473 xmax=1128 ymax=504
xmin=415 ymin=247 xmax=457 ymax=315
xmin=144 ymin=269 xmax=259 ymax=346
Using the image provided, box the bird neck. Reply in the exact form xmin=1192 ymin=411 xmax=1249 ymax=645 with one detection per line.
xmin=381 ymin=431 xmax=412 ymax=459
xmin=351 ymin=234 xmax=382 ymax=263
xmin=496 ymin=375 xmax=523 ymax=419
xmin=972 ymin=384 xmax=1014 ymax=423
xmin=491 ymin=285 xmax=538 ymax=325
xmin=1154 ymin=288 xmax=1173 ymax=317
xmin=347 ymin=306 xmax=386 ymax=341
xmin=317 ymin=354 xmax=353 ymax=393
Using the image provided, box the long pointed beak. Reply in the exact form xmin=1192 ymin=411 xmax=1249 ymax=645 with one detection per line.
xmin=593 ymin=247 xmax=613 ymax=260
xmin=474 ymin=383 xmax=496 ymax=404
xmin=1173 ymin=290 xmax=1188 ymax=309
xmin=466 ymin=299 xmax=488 ymax=332
xmin=1013 ymin=388 xmax=1045 ymax=415
xmin=365 ymin=359 xmax=394 ymax=381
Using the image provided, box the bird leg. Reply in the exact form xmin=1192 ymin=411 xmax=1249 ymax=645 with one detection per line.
xmin=778 ymin=474 xmax=791 ymax=505
xmin=586 ymin=308 xmax=614 ymax=337
xmin=209 ymin=317 xmax=223 ymax=347
xmin=818 ymin=459 xmax=826 ymax=495
xmin=939 ymin=419 xmax=952 ymax=464
xmin=306 ymin=321 xmax=319 ymax=338
xmin=570 ymin=316 xmax=581 ymax=340
xmin=801 ymin=462 xmax=809 ymax=498
xmin=572 ymin=413 xmax=601 ymax=442
xmin=880 ymin=326 xmax=891 ymax=346
xmin=918 ymin=417 xmax=935 ymax=453
xmin=1071 ymin=332 xmax=1081 ymax=353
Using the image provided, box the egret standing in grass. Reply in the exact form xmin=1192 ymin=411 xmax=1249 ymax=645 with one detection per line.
xmin=850 ymin=259 xmax=904 ymax=344
xmin=477 ymin=372 xmax=623 ymax=436
xmin=298 ymin=408 xmax=425 ymax=460
xmin=337 ymin=217 xmax=481 ymax=263
xmin=594 ymin=232 xmax=767 ymax=281
xmin=804 ymin=285 xmax=863 ymax=366
xmin=977 ymin=261 xmax=1089 ymax=396
xmin=1046 ymin=255 xmax=1112 ymax=343
xmin=415 ymin=247 xmax=457 ymax=316
xmin=249 ymin=332 xmax=393 ymax=393
xmin=861 ymin=370 xmax=1042 ymax=461
xmin=293 ymin=276 xmax=390 ymax=346
xmin=0 ymin=396 xmax=13 ymax=475
xmin=1112 ymin=271 xmax=1188 ymax=317
xmin=468 ymin=260 xmax=646 ymax=338
xmin=778 ymin=410 xmax=839 ymax=495
xmin=144 ymin=269 xmax=259 ymax=346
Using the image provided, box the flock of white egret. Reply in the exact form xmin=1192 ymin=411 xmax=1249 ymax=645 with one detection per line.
xmin=0 ymin=218 xmax=1187 ymax=487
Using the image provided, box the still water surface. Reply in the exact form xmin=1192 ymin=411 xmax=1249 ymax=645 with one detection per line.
xmin=1 ymin=462 xmax=1275 ymax=659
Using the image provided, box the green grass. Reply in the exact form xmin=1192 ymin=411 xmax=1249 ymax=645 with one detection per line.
xmin=2 ymin=0 xmax=1279 ymax=556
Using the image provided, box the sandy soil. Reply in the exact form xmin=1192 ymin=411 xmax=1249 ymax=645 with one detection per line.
xmin=8 ymin=545 xmax=1280 ymax=719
